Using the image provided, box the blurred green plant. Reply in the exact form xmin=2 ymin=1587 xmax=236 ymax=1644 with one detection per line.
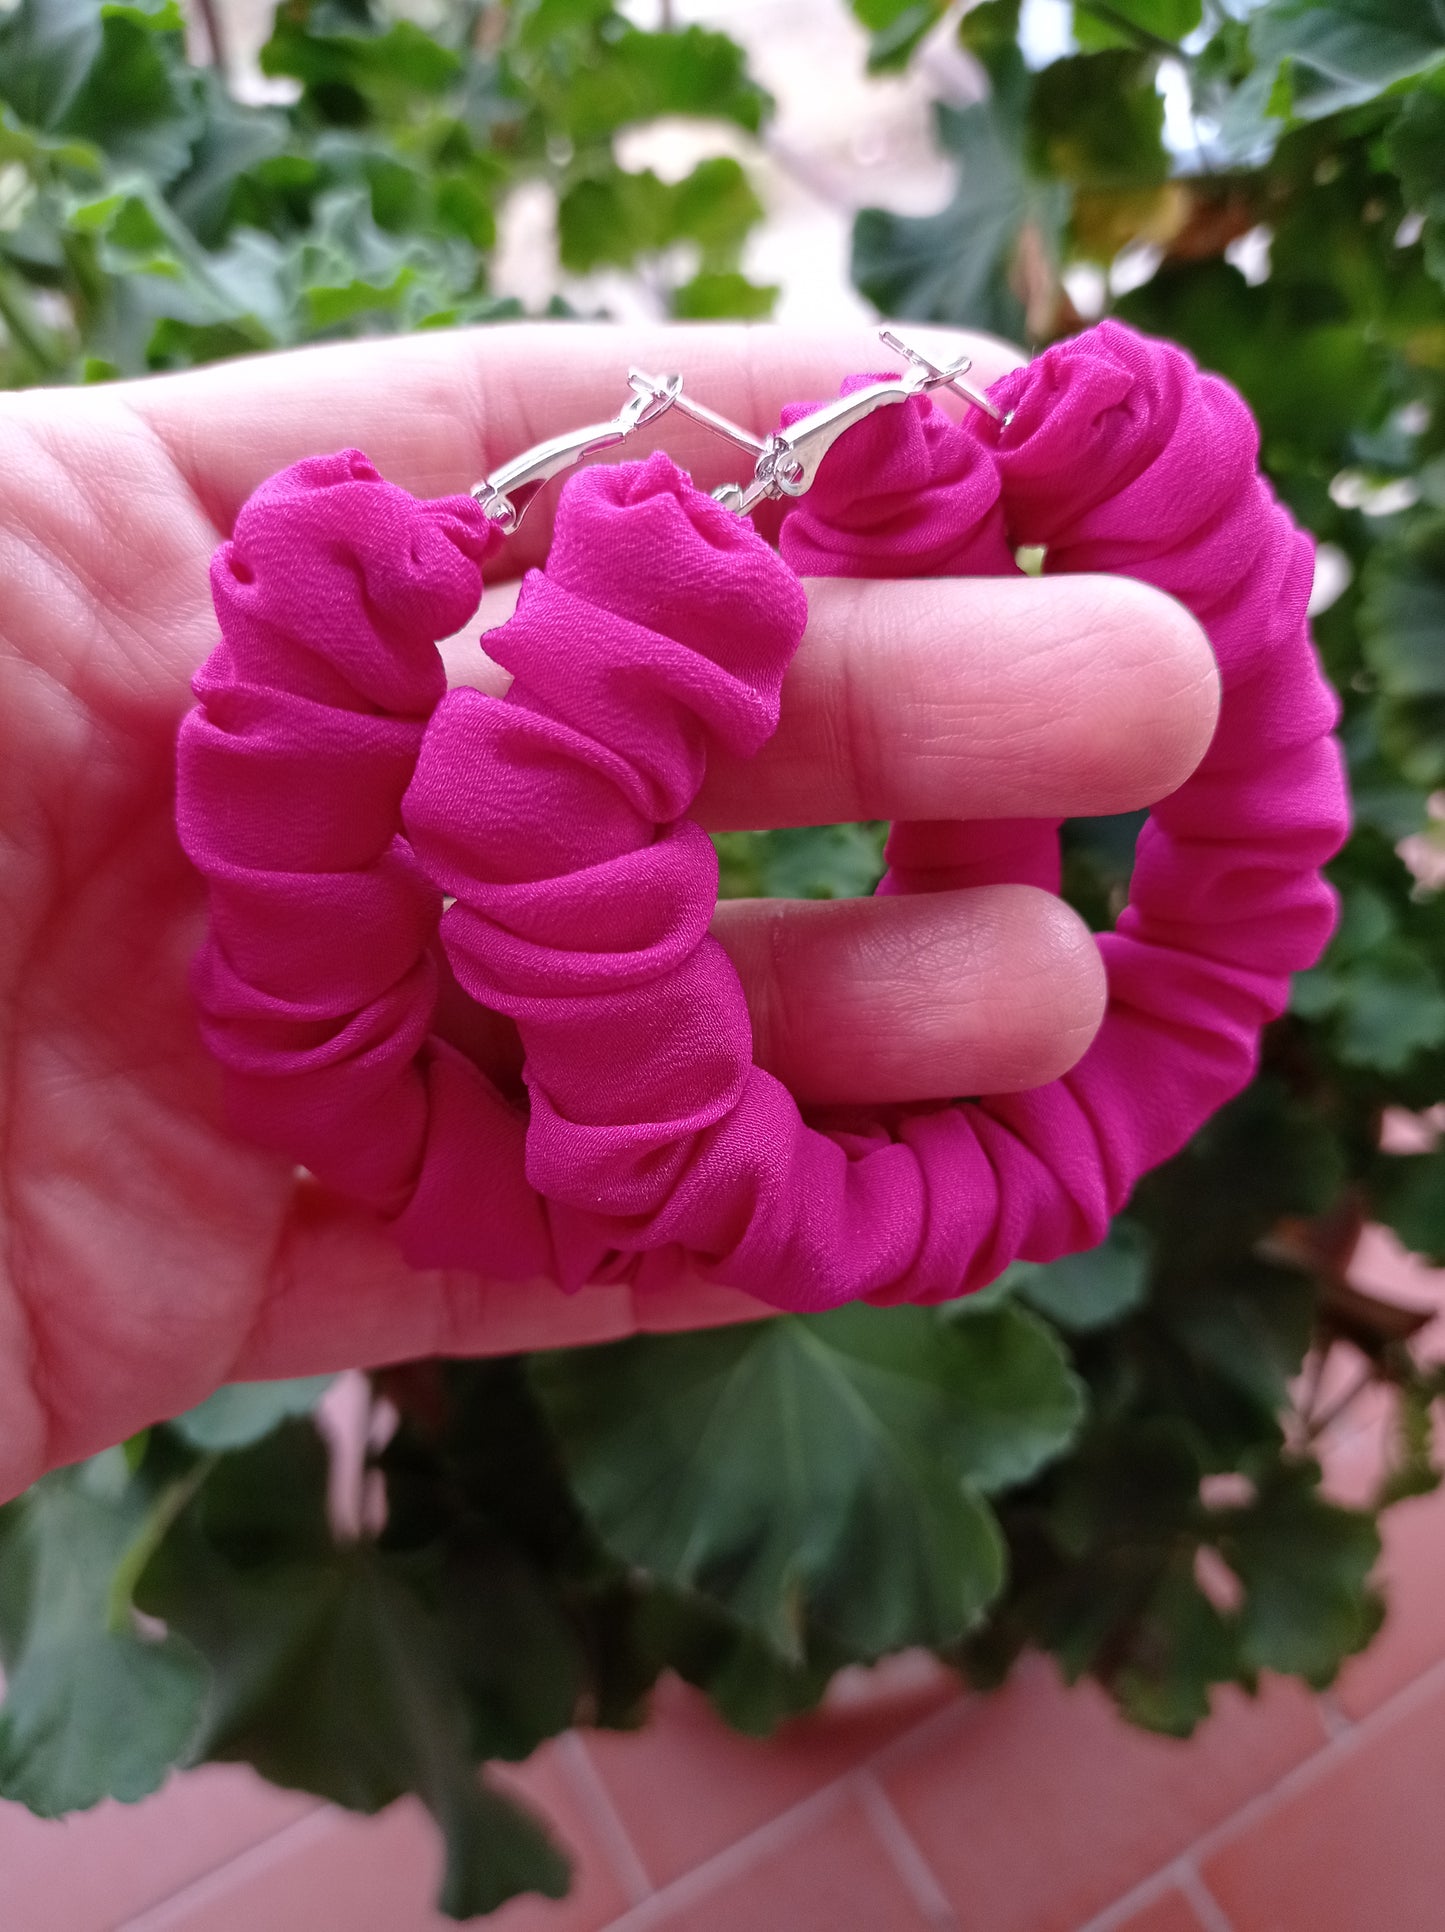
xmin=3 ymin=0 xmax=1445 ymax=1919
xmin=0 ymin=0 xmax=775 ymax=383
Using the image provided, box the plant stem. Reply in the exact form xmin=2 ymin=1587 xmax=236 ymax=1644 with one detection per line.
xmin=191 ymin=0 xmax=231 ymax=84
xmin=1077 ymin=1 xmax=1180 ymax=59
xmin=0 ymin=272 xmax=67 ymax=381
xmin=1305 ymin=1365 xmax=1377 ymax=1447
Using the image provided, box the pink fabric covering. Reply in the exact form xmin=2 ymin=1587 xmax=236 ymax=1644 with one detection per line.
xmin=175 ymin=322 xmax=1349 ymax=1313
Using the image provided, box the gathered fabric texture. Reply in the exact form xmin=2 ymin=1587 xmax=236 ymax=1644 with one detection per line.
xmin=175 ymin=321 xmax=1349 ymax=1312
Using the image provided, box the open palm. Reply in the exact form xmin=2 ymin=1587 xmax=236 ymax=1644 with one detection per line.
xmin=0 ymin=322 xmax=1218 ymax=1500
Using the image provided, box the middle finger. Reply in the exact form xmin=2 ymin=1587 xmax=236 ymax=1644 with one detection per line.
xmin=450 ymin=570 xmax=1220 ymax=830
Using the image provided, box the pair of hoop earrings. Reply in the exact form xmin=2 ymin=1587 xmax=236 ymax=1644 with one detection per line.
xmin=176 ymin=321 xmax=1348 ymax=1311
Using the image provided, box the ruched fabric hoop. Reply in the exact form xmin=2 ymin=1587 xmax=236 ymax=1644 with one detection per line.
xmin=176 ymin=321 xmax=1349 ymax=1312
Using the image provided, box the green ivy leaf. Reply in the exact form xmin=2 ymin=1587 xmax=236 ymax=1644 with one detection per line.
xmin=54 ymin=6 xmax=195 ymax=182
xmin=554 ymin=26 xmax=769 ymax=146
xmin=1074 ymin=0 xmax=1202 ymax=52
xmin=1296 ymin=946 xmax=1445 ymax=1071
xmin=1377 ymin=1377 xmax=1443 ymax=1507
xmin=1110 ymin=1558 xmax=1240 ymax=1737
xmin=1387 ymin=83 xmax=1445 ymax=287
xmin=1009 ymin=1219 xmax=1153 ymax=1332
xmin=853 ymin=89 xmax=1066 ymax=336
xmin=0 ymin=1453 xmax=207 ymax=1814
xmin=558 ymin=156 xmax=762 ymax=282
xmin=1372 ymin=1148 xmax=1445 ymax=1261
xmin=1361 ymin=514 xmax=1445 ymax=790
xmin=1116 ymin=257 xmax=1391 ymax=472
xmin=167 ymin=80 xmax=290 ymax=245
xmin=639 ymin=1586 xmax=840 ymax=1735
xmin=1252 ymin=0 xmax=1445 ymax=126
xmin=535 ymin=1304 xmax=1082 ymax=1660
xmin=1045 ymin=1416 xmax=1205 ymax=1561
xmin=718 ymin=822 xmax=888 ymax=900
xmin=672 ymin=156 xmax=764 ymax=261
xmin=170 ymin=1375 xmax=335 ymax=1452
xmin=934 ymin=1304 xmax=1088 ymax=1489
xmin=0 ymin=1632 xmax=207 ymax=1815
xmin=850 ymin=0 xmax=948 ymax=71
xmin=670 ymin=270 xmax=777 ymax=319
xmin=1160 ymin=1257 xmax=1318 ymax=1421
xmin=558 ymin=167 xmax=672 ymax=271
xmin=1218 ymin=1469 xmax=1383 ymax=1683
xmin=1028 ymin=52 xmax=1170 ymax=188
xmin=262 ymin=12 xmax=464 ymax=118
xmin=0 ymin=0 xmax=105 ymax=131
xmin=139 ymin=1426 xmax=570 ymax=1920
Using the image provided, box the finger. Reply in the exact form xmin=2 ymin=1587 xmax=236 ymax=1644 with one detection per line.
xmin=115 ymin=321 xmax=1023 ymax=565
xmin=712 ymin=884 xmax=1106 ymax=1104
xmin=233 ymin=883 xmax=1103 ymax=1384
xmin=232 ymin=1185 xmax=768 ymax=1386
xmin=702 ymin=573 xmax=1221 ymax=825
xmin=446 ymin=569 xmax=1220 ymax=822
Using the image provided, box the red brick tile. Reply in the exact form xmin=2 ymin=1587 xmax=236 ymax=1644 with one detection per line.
xmin=113 ymin=1746 xmax=633 ymax=1932
xmin=1316 ymin=1381 xmax=1394 ymax=1507
xmin=490 ymin=1744 xmax=643 ymax=1932
xmin=112 ymin=1800 xmax=454 ymax=1932
xmin=0 ymin=1765 xmax=315 ymax=1932
xmin=876 ymin=1655 xmax=1327 ymax=1932
xmin=1349 ymin=1226 xmax=1445 ymax=1361
xmin=1337 ymin=1475 xmax=1445 ymax=1719
xmin=1111 ymin=1888 xmax=1211 ymax=1932
xmin=646 ymin=1792 xmax=939 ymax=1932
xmin=578 ymin=1660 xmax=962 ymax=1888
xmin=1202 ymin=1677 xmax=1445 ymax=1932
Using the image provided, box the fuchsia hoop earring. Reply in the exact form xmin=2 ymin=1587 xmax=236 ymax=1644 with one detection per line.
xmin=176 ymin=321 xmax=1348 ymax=1313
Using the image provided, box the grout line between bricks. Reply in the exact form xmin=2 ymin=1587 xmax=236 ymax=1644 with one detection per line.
xmin=587 ymin=1777 xmax=853 ymax=1932
xmin=111 ymin=1802 xmax=340 ymax=1932
xmin=1174 ymin=1859 xmax=1237 ymax=1932
xmin=854 ymin=1768 xmax=960 ymax=1931
xmin=1315 ymin=1689 xmax=1354 ymax=1740
xmin=572 ymin=1674 xmax=978 ymax=1929
xmin=557 ymin=1733 xmax=654 ymax=1907
xmin=867 ymin=1678 xmax=980 ymax=1777
xmin=104 ymin=1677 xmax=974 ymax=1932
xmin=1073 ymin=1647 xmax=1445 ymax=1932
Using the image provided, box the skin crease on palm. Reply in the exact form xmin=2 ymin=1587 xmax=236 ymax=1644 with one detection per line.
xmin=0 ymin=321 xmax=1221 ymax=1502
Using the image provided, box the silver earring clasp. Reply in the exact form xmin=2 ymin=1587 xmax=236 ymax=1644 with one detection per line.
xmin=473 ymin=367 xmax=769 ymax=534
xmin=470 ymin=328 xmax=1008 ymax=535
xmin=471 ymin=370 xmax=682 ymax=533
xmin=712 ymin=328 xmax=1009 ymax=516
xmin=628 ymin=369 xmax=769 ymax=460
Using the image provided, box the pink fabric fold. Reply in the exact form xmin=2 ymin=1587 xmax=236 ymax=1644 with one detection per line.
xmin=176 ymin=323 xmax=1349 ymax=1313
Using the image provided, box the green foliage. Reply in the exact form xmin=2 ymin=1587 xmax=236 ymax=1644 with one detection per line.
xmin=1004 ymin=1218 xmax=1153 ymax=1332
xmin=1362 ymin=514 xmax=1445 ymax=788
xmin=0 ymin=0 xmax=777 ymax=384
xmin=137 ymin=1420 xmax=571 ymax=1919
xmin=535 ymin=1304 xmax=1080 ymax=1658
xmin=4 ymin=0 xmax=1445 ymax=1920
xmin=853 ymin=63 xmax=1070 ymax=337
xmin=713 ymin=821 xmax=888 ymax=899
xmin=171 ymin=1374 xmax=335 ymax=1450
xmin=1219 ymin=1467 xmax=1383 ymax=1682
xmin=0 ymin=1452 xmax=207 ymax=1814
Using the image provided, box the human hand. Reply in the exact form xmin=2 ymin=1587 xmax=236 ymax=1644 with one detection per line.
xmin=0 ymin=323 xmax=1218 ymax=1498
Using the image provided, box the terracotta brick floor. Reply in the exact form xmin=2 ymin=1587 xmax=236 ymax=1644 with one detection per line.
xmin=3 ymin=1243 xmax=1443 ymax=1932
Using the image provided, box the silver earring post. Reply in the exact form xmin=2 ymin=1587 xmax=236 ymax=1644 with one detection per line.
xmin=472 ymin=368 xmax=768 ymax=534
xmin=470 ymin=327 xmax=1009 ymax=535
xmin=471 ymin=371 xmax=680 ymax=533
xmin=712 ymin=327 xmax=1010 ymax=516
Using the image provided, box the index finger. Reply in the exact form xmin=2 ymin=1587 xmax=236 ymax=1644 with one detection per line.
xmin=118 ymin=321 xmax=1024 ymax=573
